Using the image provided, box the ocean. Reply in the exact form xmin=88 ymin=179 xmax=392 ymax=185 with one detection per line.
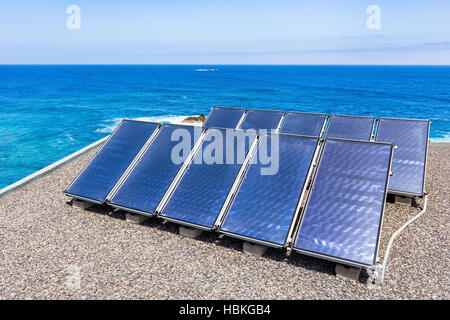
xmin=0 ymin=65 xmax=449 ymax=189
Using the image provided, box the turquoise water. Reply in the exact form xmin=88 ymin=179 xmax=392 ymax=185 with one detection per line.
xmin=0 ymin=65 xmax=449 ymax=189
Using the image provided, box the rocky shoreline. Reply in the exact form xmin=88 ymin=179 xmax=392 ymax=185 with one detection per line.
xmin=181 ymin=114 xmax=207 ymax=124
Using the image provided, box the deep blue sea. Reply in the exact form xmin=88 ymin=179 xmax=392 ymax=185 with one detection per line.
xmin=0 ymin=65 xmax=449 ymax=189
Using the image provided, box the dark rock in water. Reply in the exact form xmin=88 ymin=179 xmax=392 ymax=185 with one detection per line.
xmin=182 ymin=114 xmax=207 ymax=123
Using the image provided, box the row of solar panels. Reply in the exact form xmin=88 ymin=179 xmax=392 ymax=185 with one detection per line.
xmin=205 ymin=107 xmax=429 ymax=197
xmin=64 ymin=107 xmax=428 ymax=268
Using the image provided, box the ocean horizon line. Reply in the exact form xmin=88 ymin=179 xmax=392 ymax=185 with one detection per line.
xmin=2 ymin=64 xmax=450 ymax=67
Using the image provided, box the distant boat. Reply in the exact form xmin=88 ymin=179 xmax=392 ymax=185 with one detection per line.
xmin=195 ymin=68 xmax=219 ymax=72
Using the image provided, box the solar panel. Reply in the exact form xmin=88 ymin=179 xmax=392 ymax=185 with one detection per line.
xmin=65 ymin=120 xmax=160 ymax=203
xmin=325 ymin=115 xmax=375 ymax=141
xmin=375 ymin=118 xmax=429 ymax=196
xmin=107 ymin=124 xmax=203 ymax=215
xmin=203 ymin=106 xmax=245 ymax=129
xmin=219 ymin=134 xmax=319 ymax=247
xmin=239 ymin=109 xmax=284 ymax=131
xmin=159 ymin=128 xmax=257 ymax=230
xmin=280 ymin=112 xmax=326 ymax=137
xmin=293 ymin=139 xmax=393 ymax=267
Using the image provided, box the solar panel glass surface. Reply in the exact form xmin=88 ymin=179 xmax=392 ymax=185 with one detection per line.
xmin=160 ymin=128 xmax=257 ymax=229
xmin=203 ymin=107 xmax=245 ymax=129
xmin=376 ymin=118 xmax=429 ymax=195
xmin=220 ymin=134 xmax=319 ymax=246
xmin=294 ymin=139 xmax=393 ymax=266
xmin=239 ymin=110 xmax=283 ymax=131
xmin=109 ymin=124 xmax=202 ymax=214
xmin=65 ymin=120 xmax=159 ymax=202
xmin=280 ymin=112 xmax=326 ymax=137
xmin=325 ymin=115 xmax=374 ymax=141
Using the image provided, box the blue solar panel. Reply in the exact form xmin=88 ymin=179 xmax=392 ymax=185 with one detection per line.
xmin=108 ymin=124 xmax=203 ymax=214
xmin=376 ymin=118 xmax=429 ymax=196
xmin=220 ymin=134 xmax=319 ymax=247
xmin=239 ymin=109 xmax=283 ymax=131
xmin=160 ymin=128 xmax=257 ymax=229
xmin=293 ymin=139 xmax=393 ymax=267
xmin=280 ymin=112 xmax=326 ymax=137
xmin=325 ymin=115 xmax=375 ymax=141
xmin=203 ymin=107 xmax=245 ymax=129
xmin=65 ymin=120 xmax=159 ymax=203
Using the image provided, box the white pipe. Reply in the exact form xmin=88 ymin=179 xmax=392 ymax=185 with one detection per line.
xmin=379 ymin=194 xmax=428 ymax=284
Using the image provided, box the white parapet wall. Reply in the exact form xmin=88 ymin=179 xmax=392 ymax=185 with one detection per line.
xmin=0 ymin=136 xmax=108 ymax=198
xmin=0 ymin=116 xmax=202 ymax=199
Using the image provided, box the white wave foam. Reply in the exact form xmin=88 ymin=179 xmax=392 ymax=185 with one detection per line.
xmin=195 ymin=68 xmax=219 ymax=72
xmin=95 ymin=115 xmax=201 ymax=134
xmin=430 ymin=133 xmax=450 ymax=142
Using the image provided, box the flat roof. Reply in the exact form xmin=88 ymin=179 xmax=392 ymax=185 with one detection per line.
xmin=0 ymin=143 xmax=448 ymax=299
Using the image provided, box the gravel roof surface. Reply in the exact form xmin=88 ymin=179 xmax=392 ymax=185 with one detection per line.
xmin=0 ymin=143 xmax=448 ymax=299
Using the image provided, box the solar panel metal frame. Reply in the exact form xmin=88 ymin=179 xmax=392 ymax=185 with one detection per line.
xmin=291 ymin=137 xmax=395 ymax=268
xmin=374 ymin=117 xmax=430 ymax=197
xmin=212 ymin=134 xmax=260 ymax=229
xmin=153 ymin=128 xmax=209 ymax=217
xmin=213 ymin=135 xmax=262 ymax=230
xmin=156 ymin=127 xmax=258 ymax=231
xmin=203 ymin=106 xmax=246 ymax=129
xmin=279 ymin=111 xmax=328 ymax=138
xmin=237 ymin=108 xmax=285 ymax=131
xmin=106 ymin=123 xmax=205 ymax=217
xmin=324 ymin=114 xmax=376 ymax=141
xmin=235 ymin=110 xmax=248 ymax=130
xmin=64 ymin=119 xmax=161 ymax=204
xmin=275 ymin=115 xmax=285 ymax=132
xmin=217 ymin=133 xmax=322 ymax=249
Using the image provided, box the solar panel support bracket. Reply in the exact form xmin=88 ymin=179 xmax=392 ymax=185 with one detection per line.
xmin=71 ymin=198 xmax=94 ymax=210
xmin=125 ymin=213 xmax=149 ymax=224
xmin=285 ymin=247 xmax=292 ymax=257
xmin=179 ymin=225 xmax=203 ymax=239
xmin=394 ymin=195 xmax=413 ymax=206
xmin=335 ymin=263 xmax=361 ymax=282
xmin=243 ymin=241 xmax=268 ymax=257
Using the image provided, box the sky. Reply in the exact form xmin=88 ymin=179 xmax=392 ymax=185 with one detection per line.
xmin=1 ymin=0 xmax=450 ymax=64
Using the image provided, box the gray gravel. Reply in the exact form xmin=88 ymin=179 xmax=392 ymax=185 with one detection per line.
xmin=0 ymin=143 xmax=448 ymax=299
